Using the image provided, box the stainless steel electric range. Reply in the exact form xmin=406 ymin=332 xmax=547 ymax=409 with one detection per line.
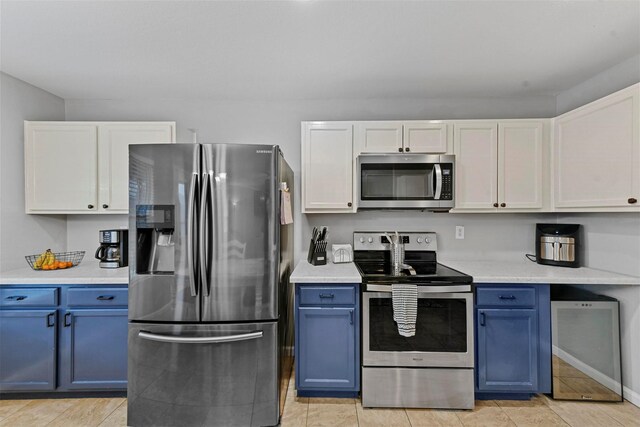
xmin=354 ymin=232 xmax=474 ymax=410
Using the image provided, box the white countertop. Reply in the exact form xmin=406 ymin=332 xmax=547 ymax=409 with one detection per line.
xmin=439 ymin=259 xmax=640 ymax=285
xmin=291 ymin=260 xmax=362 ymax=284
xmin=0 ymin=260 xmax=128 ymax=285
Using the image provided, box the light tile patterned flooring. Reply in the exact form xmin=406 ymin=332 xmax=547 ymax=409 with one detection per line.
xmin=1 ymin=377 xmax=639 ymax=426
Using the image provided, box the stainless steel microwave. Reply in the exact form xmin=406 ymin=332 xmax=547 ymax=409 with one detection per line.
xmin=357 ymin=154 xmax=454 ymax=210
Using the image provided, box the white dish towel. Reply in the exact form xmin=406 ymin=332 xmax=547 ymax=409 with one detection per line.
xmin=392 ymin=284 xmax=418 ymax=337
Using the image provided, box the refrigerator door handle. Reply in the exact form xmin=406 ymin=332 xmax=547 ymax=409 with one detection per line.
xmin=187 ymin=172 xmax=199 ymax=297
xmin=199 ymin=172 xmax=212 ymax=297
xmin=138 ymin=330 xmax=263 ymax=344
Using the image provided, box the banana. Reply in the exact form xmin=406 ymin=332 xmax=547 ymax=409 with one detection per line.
xmin=34 ymin=249 xmax=50 ymax=269
xmin=46 ymin=250 xmax=56 ymax=266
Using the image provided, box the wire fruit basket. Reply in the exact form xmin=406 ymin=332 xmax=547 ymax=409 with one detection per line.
xmin=25 ymin=250 xmax=85 ymax=271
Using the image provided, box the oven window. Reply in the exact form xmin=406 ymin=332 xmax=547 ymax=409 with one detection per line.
xmin=361 ymin=164 xmax=434 ymax=200
xmin=369 ymin=297 xmax=467 ymax=352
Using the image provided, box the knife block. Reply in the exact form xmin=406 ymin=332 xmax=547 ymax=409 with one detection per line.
xmin=307 ymin=239 xmax=327 ymax=266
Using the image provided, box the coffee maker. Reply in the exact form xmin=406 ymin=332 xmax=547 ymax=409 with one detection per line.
xmin=95 ymin=229 xmax=128 ymax=268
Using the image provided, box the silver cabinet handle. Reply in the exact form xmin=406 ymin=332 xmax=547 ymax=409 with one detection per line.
xmin=138 ymin=331 xmax=263 ymax=344
xmin=187 ymin=172 xmax=199 ymax=297
xmin=434 ymin=164 xmax=442 ymax=200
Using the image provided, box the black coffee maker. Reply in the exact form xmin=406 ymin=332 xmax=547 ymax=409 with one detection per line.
xmin=95 ymin=229 xmax=128 ymax=268
xmin=535 ymin=224 xmax=581 ymax=268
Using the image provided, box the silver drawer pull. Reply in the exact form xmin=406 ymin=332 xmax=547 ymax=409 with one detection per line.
xmin=6 ymin=295 xmax=28 ymax=301
xmin=97 ymin=295 xmax=115 ymax=301
xmin=498 ymin=295 xmax=516 ymax=300
xmin=138 ymin=331 xmax=263 ymax=344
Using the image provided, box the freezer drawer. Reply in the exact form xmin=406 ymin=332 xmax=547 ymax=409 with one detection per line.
xmin=127 ymin=322 xmax=278 ymax=427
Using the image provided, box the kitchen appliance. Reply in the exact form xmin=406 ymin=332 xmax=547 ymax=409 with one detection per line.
xmin=551 ymin=286 xmax=622 ymax=402
xmin=354 ymin=232 xmax=474 ymax=409
xmin=127 ymin=143 xmax=294 ymax=427
xmin=95 ymin=229 xmax=128 ymax=268
xmin=536 ymin=224 xmax=581 ymax=268
xmin=357 ymin=154 xmax=454 ymax=210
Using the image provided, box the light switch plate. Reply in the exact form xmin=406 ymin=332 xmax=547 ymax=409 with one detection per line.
xmin=455 ymin=226 xmax=465 ymax=239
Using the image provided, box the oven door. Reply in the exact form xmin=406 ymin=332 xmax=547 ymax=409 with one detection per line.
xmin=363 ymin=285 xmax=473 ymax=368
xmin=357 ymin=154 xmax=454 ymax=209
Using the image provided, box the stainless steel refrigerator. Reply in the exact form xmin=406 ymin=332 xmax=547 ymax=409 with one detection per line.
xmin=127 ymin=143 xmax=294 ymax=427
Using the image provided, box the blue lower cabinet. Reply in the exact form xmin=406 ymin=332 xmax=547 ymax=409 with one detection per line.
xmin=0 ymin=284 xmax=128 ymax=394
xmin=475 ymin=284 xmax=551 ymax=399
xmin=295 ymin=283 xmax=360 ymax=397
xmin=477 ymin=309 xmax=538 ymax=392
xmin=0 ymin=309 xmax=57 ymax=391
xmin=59 ymin=309 xmax=128 ymax=390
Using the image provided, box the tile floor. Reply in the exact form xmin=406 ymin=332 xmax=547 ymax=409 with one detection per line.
xmin=1 ymin=377 xmax=639 ymax=426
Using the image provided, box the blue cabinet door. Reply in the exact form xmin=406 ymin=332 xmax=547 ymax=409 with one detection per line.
xmin=477 ymin=308 xmax=538 ymax=392
xmin=0 ymin=309 xmax=57 ymax=391
xmin=59 ymin=309 xmax=128 ymax=390
xmin=296 ymin=307 xmax=356 ymax=390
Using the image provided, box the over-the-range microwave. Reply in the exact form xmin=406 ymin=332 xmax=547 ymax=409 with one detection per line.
xmin=356 ymin=154 xmax=455 ymax=210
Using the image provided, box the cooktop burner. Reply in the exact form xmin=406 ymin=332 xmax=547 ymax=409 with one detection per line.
xmin=353 ymin=231 xmax=473 ymax=284
xmin=356 ymin=262 xmax=472 ymax=284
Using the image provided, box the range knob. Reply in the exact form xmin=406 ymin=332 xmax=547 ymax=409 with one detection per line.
xmin=359 ymin=237 xmax=365 ymax=243
xmin=416 ymin=237 xmax=423 ymax=243
xmin=424 ymin=238 xmax=431 ymax=245
xmin=367 ymin=237 xmax=373 ymax=243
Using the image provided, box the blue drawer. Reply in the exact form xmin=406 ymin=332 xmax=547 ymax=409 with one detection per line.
xmin=0 ymin=287 xmax=58 ymax=307
xmin=476 ymin=287 xmax=536 ymax=308
xmin=298 ymin=285 xmax=356 ymax=306
xmin=67 ymin=287 xmax=128 ymax=307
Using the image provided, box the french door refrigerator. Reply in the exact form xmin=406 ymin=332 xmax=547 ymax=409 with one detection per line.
xmin=127 ymin=143 xmax=294 ymax=427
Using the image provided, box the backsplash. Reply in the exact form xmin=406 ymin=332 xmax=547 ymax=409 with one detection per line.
xmin=66 ymin=215 xmax=128 ymax=261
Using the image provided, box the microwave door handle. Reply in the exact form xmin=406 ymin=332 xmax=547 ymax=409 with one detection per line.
xmin=434 ymin=164 xmax=442 ymax=200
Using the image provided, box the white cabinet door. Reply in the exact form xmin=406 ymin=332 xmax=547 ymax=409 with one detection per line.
xmin=403 ymin=121 xmax=448 ymax=153
xmin=498 ymin=122 xmax=544 ymax=209
xmin=98 ymin=123 xmax=175 ymax=213
xmin=453 ymin=122 xmax=498 ymax=210
xmin=25 ymin=123 xmax=98 ymax=213
xmin=302 ymin=122 xmax=355 ymax=212
xmin=554 ymin=84 xmax=639 ymax=209
xmin=356 ymin=122 xmax=403 ymax=154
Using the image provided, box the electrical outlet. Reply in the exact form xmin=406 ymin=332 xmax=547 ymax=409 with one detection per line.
xmin=455 ymin=226 xmax=465 ymax=240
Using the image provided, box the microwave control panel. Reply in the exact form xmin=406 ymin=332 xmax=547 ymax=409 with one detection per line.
xmin=439 ymin=164 xmax=453 ymax=200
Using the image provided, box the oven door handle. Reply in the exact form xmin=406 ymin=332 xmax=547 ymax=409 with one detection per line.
xmin=366 ymin=284 xmax=471 ymax=293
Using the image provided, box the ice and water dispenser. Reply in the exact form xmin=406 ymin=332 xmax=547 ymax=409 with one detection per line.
xmin=136 ymin=205 xmax=175 ymax=274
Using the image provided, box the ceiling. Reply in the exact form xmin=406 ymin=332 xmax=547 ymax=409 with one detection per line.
xmin=1 ymin=1 xmax=639 ymax=101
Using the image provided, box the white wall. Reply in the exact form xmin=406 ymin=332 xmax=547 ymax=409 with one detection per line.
xmin=0 ymin=72 xmax=67 ymax=271
xmin=556 ymin=54 xmax=640 ymax=115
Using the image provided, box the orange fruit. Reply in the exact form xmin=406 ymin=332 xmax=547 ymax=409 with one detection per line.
xmin=66 ymin=262 xmax=73 ymax=268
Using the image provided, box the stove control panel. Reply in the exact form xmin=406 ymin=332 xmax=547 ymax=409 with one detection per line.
xmin=353 ymin=232 xmax=437 ymax=251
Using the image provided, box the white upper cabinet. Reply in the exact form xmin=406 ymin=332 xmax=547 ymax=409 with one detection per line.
xmin=356 ymin=121 xmax=449 ymax=154
xmin=404 ymin=121 xmax=449 ymax=153
xmin=454 ymin=120 xmax=547 ymax=212
xmin=25 ymin=123 xmax=99 ymax=213
xmin=98 ymin=123 xmax=175 ymax=213
xmin=356 ymin=122 xmax=403 ymax=153
xmin=454 ymin=122 xmax=499 ymax=210
xmin=25 ymin=121 xmax=175 ymax=214
xmin=499 ymin=122 xmax=544 ymax=210
xmin=553 ymin=84 xmax=639 ymax=210
xmin=302 ymin=122 xmax=355 ymax=213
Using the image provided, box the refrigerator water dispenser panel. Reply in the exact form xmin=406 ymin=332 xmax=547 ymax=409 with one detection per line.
xmin=136 ymin=205 xmax=176 ymax=274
